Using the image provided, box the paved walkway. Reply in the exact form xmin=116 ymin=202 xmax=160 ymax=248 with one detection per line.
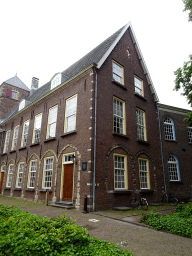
xmin=0 ymin=196 xmax=192 ymax=256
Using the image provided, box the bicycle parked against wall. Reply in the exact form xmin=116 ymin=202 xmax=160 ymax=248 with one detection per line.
xmin=129 ymin=190 xmax=148 ymax=210
xmin=158 ymin=190 xmax=178 ymax=206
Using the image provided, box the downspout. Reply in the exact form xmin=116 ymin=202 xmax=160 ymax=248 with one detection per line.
xmin=157 ymin=104 xmax=167 ymax=200
xmin=93 ymin=68 xmax=97 ymax=212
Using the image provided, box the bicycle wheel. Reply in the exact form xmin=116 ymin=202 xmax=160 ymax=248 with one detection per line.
xmin=169 ymin=196 xmax=178 ymax=206
xmin=140 ymin=198 xmax=148 ymax=210
xmin=129 ymin=198 xmax=139 ymax=208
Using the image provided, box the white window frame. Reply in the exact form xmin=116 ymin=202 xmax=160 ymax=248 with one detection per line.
xmin=64 ymin=95 xmax=77 ymax=133
xmin=63 ymin=153 xmax=75 ymax=164
xmin=112 ymin=61 xmax=124 ymax=85
xmin=7 ymin=164 xmax=14 ymax=187
xmin=47 ymin=105 xmax=58 ymax=139
xmin=113 ymin=97 xmax=126 ymax=135
xmin=134 ymin=76 xmax=144 ymax=96
xmin=51 ymin=73 xmax=62 ymax=90
xmin=3 ymin=130 xmax=11 ymax=153
xmin=28 ymin=160 xmax=37 ymax=188
xmin=164 ymin=117 xmax=176 ymax=140
xmin=188 ymin=127 xmax=192 ymax=143
xmin=136 ymin=108 xmax=147 ymax=141
xmin=17 ymin=163 xmax=24 ymax=188
xmin=167 ymin=155 xmax=181 ymax=181
xmin=43 ymin=157 xmax=53 ymax=189
xmin=19 ymin=100 xmax=25 ymax=111
xmin=114 ymin=154 xmax=128 ymax=190
xmin=12 ymin=126 xmax=19 ymax=151
xmin=21 ymin=120 xmax=30 ymax=147
xmin=33 ymin=113 xmax=42 ymax=143
xmin=139 ymin=159 xmax=150 ymax=189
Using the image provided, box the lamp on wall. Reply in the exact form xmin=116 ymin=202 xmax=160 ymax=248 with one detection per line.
xmin=69 ymin=154 xmax=76 ymax=163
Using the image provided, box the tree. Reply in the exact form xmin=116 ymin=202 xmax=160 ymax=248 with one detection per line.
xmin=182 ymin=0 xmax=192 ymax=22
xmin=174 ymin=0 xmax=192 ymax=125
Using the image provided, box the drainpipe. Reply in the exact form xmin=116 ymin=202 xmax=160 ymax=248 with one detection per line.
xmin=93 ymin=68 xmax=97 ymax=212
xmin=157 ymin=104 xmax=167 ymax=199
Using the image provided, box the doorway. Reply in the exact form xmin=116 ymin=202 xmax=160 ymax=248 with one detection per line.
xmin=63 ymin=164 xmax=74 ymax=201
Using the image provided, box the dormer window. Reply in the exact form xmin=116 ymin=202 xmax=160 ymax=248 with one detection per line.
xmin=19 ymin=100 xmax=25 ymax=111
xmin=12 ymin=90 xmax=18 ymax=100
xmin=51 ymin=73 xmax=61 ymax=90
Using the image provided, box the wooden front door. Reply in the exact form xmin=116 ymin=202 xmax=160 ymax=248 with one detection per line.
xmin=0 ymin=172 xmax=4 ymax=194
xmin=63 ymin=164 xmax=73 ymax=201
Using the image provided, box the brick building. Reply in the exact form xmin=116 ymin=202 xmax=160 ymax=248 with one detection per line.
xmin=0 ymin=23 xmax=191 ymax=210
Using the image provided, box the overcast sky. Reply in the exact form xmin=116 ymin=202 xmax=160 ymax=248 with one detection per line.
xmin=0 ymin=0 xmax=192 ymax=110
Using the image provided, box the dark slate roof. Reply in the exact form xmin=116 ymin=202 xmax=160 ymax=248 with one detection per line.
xmin=4 ymin=75 xmax=30 ymax=91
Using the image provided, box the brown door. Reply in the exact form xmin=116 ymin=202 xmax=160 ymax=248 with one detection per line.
xmin=0 ymin=172 xmax=4 ymax=194
xmin=63 ymin=164 xmax=73 ymax=201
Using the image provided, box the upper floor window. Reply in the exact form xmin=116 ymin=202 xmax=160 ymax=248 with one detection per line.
xmin=167 ymin=155 xmax=180 ymax=181
xmin=7 ymin=164 xmax=14 ymax=187
xmin=112 ymin=61 xmax=124 ymax=85
xmin=33 ymin=114 xmax=42 ymax=143
xmin=134 ymin=76 xmax=143 ymax=96
xmin=28 ymin=161 xmax=37 ymax=188
xmin=139 ymin=159 xmax=150 ymax=189
xmin=114 ymin=154 xmax=128 ymax=190
xmin=12 ymin=126 xmax=19 ymax=151
xmin=136 ymin=108 xmax=147 ymax=141
xmin=12 ymin=90 xmax=18 ymax=100
xmin=65 ymin=95 xmax=77 ymax=133
xmin=113 ymin=97 xmax=126 ymax=134
xmin=21 ymin=120 xmax=30 ymax=147
xmin=17 ymin=163 xmax=24 ymax=188
xmin=47 ymin=105 xmax=58 ymax=138
xmin=19 ymin=100 xmax=25 ymax=111
xmin=164 ymin=117 xmax=176 ymax=140
xmin=3 ymin=130 xmax=11 ymax=153
xmin=188 ymin=127 xmax=192 ymax=143
xmin=51 ymin=74 xmax=61 ymax=90
xmin=43 ymin=157 xmax=53 ymax=189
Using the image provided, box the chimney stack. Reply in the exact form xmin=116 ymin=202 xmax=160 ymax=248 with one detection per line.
xmin=30 ymin=77 xmax=39 ymax=95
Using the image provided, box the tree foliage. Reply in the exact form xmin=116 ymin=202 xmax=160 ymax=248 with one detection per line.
xmin=183 ymin=0 xmax=192 ymax=21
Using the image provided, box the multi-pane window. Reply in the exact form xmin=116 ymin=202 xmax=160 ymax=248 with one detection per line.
xmin=168 ymin=155 xmax=180 ymax=181
xmin=12 ymin=90 xmax=18 ymax=100
xmin=139 ymin=159 xmax=150 ymax=189
xmin=113 ymin=97 xmax=125 ymax=134
xmin=51 ymin=74 xmax=61 ymax=90
xmin=21 ymin=120 xmax=30 ymax=147
xmin=12 ymin=126 xmax=19 ymax=151
xmin=112 ymin=61 xmax=124 ymax=84
xmin=188 ymin=128 xmax=192 ymax=143
xmin=136 ymin=109 xmax=146 ymax=141
xmin=7 ymin=165 xmax=14 ymax=187
xmin=134 ymin=76 xmax=143 ymax=96
xmin=65 ymin=95 xmax=77 ymax=133
xmin=164 ymin=117 xmax=175 ymax=140
xmin=29 ymin=161 xmax=37 ymax=188
xmin=33 ymin=114 xmax=42 ymax=143
xmin=17 ymin=163 xmax=24 ymax=188
xmin=47 ymin=106 xmax=58 ymax=138
xmin=114 ymin=155 xmax=127 ymax=190
xmin=3 ymin=130 xmax=11 ymax=153
xmin=44 ymin=158 xmax=53 ymax=189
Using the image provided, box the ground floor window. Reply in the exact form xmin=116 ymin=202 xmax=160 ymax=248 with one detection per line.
xmin=7 ymin=165 xmax=14 ymax=187
xmin=17 ymin=163 xmax=24 ymax=188
xmin=114 ymin=154 xmax=127 ymax=190
xmin=167 ymin=155 xmax=180 ymax=181
xmin=29 ymin=161 xmax=37 ymax=188
xmin=43 ymin=158 xmax=53 ymax=189
xmin=139 ymin=159 xmax=150 ymax=189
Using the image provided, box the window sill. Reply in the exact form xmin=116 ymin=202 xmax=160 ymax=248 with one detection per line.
xmin=10 ymin=150 xmax=16 ymax=153
xmin=134 ymin=92 xmax=147 ymax=101
xmin=44 ymin=137 xmax=56 ymax=143
xmin=1 ymin=153 xmax=7 ymax=156
xmin=169 ymin=180 xmax=182 ymax=183
xmin=19 ymin=146 xmax=27 ymax=151
xmin=30 ymin=142 xmax=40 ymax=147
xmin=140 ymin=189 xmax=154 ymax=194
xmin=112 ymin=80 xmax=127 ymax=90
xmin=165 ymin=139 xmax=178 ymax=143
xmin=113 ymin=132 xmax=129 ymax=140
xmin=4 ymin=187 xmax=11 ymax=190
xmin=13 ymin=188 xmax=22 ymax=191
xmin=107 ymin=190 xmax=132 ymax=194
xmin=25 ymin=188 xmax=35 ymax=192
xmin=137 ymin=139 xmax=149 ymax=145
xmin=39 ymin=189 xmax=52 ymax=193
xmin=60 ymin=130 xmax=77 ymax=137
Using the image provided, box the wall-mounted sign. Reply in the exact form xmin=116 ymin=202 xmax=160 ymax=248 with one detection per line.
xmin=82 ymin=162 xmax=87 ymax=171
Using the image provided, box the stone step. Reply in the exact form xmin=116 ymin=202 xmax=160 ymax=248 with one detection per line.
xmin=55 ymin=201 xmax=73 ymax=205
xmin=49 ymin=203 xmax=75 ymax=209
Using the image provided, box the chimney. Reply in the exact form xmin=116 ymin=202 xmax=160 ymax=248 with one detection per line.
xmin=30 ymin=77 xmax=39 ymax=96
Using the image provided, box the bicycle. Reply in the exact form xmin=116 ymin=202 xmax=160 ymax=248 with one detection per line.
xmin=129 ymin=190 xmax=148 ymax=210
xmin=158 ymin=190 xmax=178 ymax=206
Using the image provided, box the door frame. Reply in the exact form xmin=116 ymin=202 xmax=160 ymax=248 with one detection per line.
xmin=60 ymin=152 xmax=75 ymax=201
xmin=0 ymin=165 xmax=6 ymax=194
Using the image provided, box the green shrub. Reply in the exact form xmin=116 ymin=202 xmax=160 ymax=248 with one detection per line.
xmin=0 ymin=204 xmax=133 ymax=256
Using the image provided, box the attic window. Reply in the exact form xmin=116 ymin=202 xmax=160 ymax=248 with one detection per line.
xmin=51 ymin=74 xmax=61 ymax=90
xmin=19 ymin=100 xmax=25 ymax=111
xmin=12 ymin=90 xmax=18 ymax=100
